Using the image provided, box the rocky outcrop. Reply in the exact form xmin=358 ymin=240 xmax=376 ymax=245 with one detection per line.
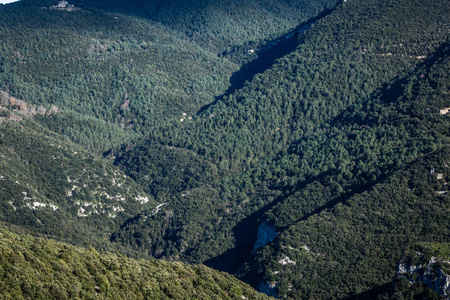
xmin=398 ymin=252 xmax=450 ymax=297
xmin=258 ymin=281 xmax=278 ymax=298
xmin=253 ymin=221 xmax=277 ymax=251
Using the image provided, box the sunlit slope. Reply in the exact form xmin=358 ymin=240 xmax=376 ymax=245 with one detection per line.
xmin=0 ymin=228 xmax=272 ymax=299
xmin=0 ymin=0 xmax=236 ymax=153
xmin=70 ymin=0 xmax=338 ymax=52
xmin=0 ymin=109 xmax=157 ymax=255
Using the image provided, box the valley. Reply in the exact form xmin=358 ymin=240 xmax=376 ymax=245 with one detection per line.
xmin=0 ymin=0 xmax=449 ymax=298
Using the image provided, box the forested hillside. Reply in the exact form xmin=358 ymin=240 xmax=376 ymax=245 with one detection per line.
xmin=0 ymin=108 xmax=157 ymax=255
xmin=0 ymin=0 xmax=236 ymax=153
xmin=0 ymin=0 xmax=449 ymax=298
xmin=70 ymin=0 xmax=335 ymax=52
xmin=243 ymin=44 xmax=450 ymax=298
xmin=0 ymin=0 xmax=337 ymax=154
xmin=109 ymin=0 xmax=450 ymax=297
xmin=0 ymin=228 xmax=271 ymax=299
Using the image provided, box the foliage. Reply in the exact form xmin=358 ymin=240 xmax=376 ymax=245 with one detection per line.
xmin=111 ymin=0 xmax=450 ymax=274
xmin=0 ymin=119 xmax=156 ymax=256
xmin=241 ymin=42 xmax=450 ymax=298
xmin=70 ymin=0 xmax=337 ymax=52
xmin=0 ymin=0 xmax=449 ymax=298
xmin=0 ymin=228 xmax=271 ymax=299
xmin=0 ymin=0 xmax=236 ymax=153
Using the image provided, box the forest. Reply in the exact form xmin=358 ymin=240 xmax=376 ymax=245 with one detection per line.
xmin=0 ymin=0 xmax=449 ymax=298
xmin=0 ymin=228 xmax=271 ymax=299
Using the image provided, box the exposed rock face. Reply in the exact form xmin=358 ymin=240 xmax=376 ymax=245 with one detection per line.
xmin=253 ymin=221 xmax=277 ymax=251
xmin=258 ymin=281 xmax=278 ymax=298
xmin=398 ymin=253 xmax=450 ymax=297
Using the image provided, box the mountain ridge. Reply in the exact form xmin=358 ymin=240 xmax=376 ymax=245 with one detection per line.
xmin=0 ymin=0 xmax=449 ymax=298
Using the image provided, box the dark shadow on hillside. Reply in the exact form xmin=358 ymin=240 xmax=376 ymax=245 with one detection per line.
xmin=278 ymin=171 xmax=393 ymax=231
xmin=205 ymin=140 xmax=431 ymax=283
xmin=202 ymin=170 xmax=385 ymax=286
xmin=206 ymin=155 xmax=424 ymax=287
xmin=344 ymin=282 xmax=393 ymax=300
xmin=206 ymin=14 xmax=450 ymax=291
xmin=204 ymin=171 xmax=331 ymax=276
xmin=196 ymin=8 xmax=334 ymax=116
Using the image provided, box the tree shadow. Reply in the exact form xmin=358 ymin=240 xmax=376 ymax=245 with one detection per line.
xmin=196 ymin=8 xmax=334 ymax=116
xmin=343 ymin=282 xmax=393 ymax=300
xmin=204 ymin=171 xmax=331 ymax=274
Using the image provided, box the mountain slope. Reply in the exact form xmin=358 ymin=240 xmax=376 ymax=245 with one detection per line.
xmin=249 ymin=146 xmax=450 ymax=299
xmin=0 ymin=0 xmax=338 ymax=155
xmin=111 ymin=0 xmax=450 ymax=274
xmin=0 ymin=107 xmax=156 ymax=255
xmin=0 ymin=0 xmax=449 ymax=298
xmin=0 ymin=228 xmax=272 ymax=299
xmin=0 ymin=0 xmax=344 ymax=259
xmin=242 ymin=38 xmax=450 ymax=298
xmin=70 ymin=0 xmax=338 ymax=52
xmin=0 ymin=0 xmax=236 ymax=153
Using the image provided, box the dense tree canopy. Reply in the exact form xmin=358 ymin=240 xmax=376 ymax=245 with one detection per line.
xmin=0 ymin=0 xmax=449 ymax=298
